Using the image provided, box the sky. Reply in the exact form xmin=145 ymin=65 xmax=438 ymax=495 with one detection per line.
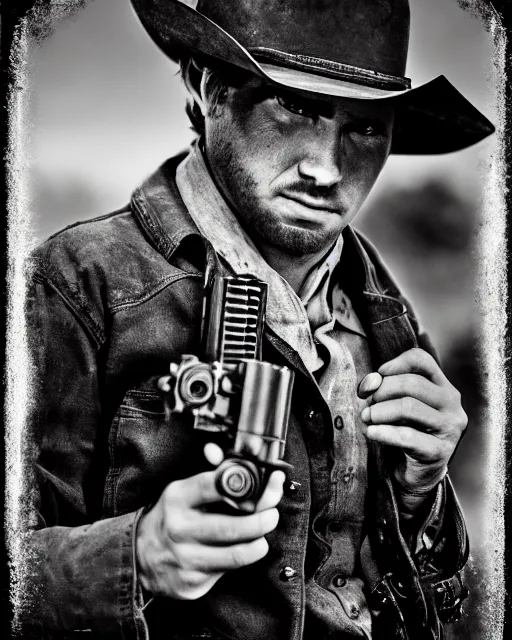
xmin=26 ymin=0 xmax=497 ymax=239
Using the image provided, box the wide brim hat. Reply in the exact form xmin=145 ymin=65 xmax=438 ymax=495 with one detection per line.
xmin=131 ymin=0 xmax=494 ymax=154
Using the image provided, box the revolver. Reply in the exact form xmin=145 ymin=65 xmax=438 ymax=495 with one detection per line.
xmin=159 ymin=274 xmax=294 ymax=512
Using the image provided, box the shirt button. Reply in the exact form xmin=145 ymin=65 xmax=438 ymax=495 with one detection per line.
xmin=280 ymin=566 xmax=297 ymax=581
xmin=332 ymin=575 xmax=346 ymax=588
xmin=334 ymin=415 xmax=344 ymax=430
xmin=350 ymin=605 xmax=360 ymax=619
xmin=285 ymin=480 xmax=301 ymax=496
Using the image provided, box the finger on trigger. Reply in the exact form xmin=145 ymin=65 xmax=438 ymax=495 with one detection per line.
xmin=357 ymin=372 xmax=383 ymax=399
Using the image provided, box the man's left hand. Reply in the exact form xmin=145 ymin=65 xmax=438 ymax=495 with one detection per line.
xmin=358 ymin=348 xmax=467 ymax=496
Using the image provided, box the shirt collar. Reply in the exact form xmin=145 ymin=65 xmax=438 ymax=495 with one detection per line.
xmin=176 ymin=141 xmax=265 ymax=274
xmin=299 ymin=235 xmax=344 ymax=306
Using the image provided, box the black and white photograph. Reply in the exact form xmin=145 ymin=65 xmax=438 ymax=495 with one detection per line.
xmin=3 ymin=1 xmax=507 ymax=639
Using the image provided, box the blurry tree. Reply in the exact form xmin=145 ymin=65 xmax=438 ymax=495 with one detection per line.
xmin=357 ymin=179 xmax=476 ymax=254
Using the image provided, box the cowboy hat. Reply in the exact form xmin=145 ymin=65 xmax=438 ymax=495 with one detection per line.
xmin=130 ymin=0 xmax=494 ymax=154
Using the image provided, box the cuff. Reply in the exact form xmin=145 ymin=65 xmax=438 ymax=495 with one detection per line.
xmin=395 ymin=477 xmax=446 ymax=555
xmin=394 ymin=466 xmax=447 ymax=518
xmin=22 ymin=511 xmax=152 ymax=638
xmin=132 ymin=507 xmax=153 ymax=635
xmin=410 ymin=481 xmax=446 ymax=555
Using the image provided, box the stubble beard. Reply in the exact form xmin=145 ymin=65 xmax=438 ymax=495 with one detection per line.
xmin=207 ymin=138 xmax=341 ymax=257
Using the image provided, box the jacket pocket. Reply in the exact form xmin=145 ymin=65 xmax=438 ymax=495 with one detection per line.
xmin=102 ymin=388 xmax=200 ymax=518
xmin=103 ymin=389 xmax=166 ymax=517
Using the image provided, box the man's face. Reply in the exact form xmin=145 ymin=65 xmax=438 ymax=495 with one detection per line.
xmin=203 ymin=74 xmax=394 ymax=257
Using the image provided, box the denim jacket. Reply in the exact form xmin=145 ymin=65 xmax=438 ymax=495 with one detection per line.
xmin=22 ymin=155 xmax=468 ymax=640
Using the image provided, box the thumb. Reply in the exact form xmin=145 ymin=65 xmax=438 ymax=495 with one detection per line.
xmin=357 ymin=372 xmax=383 ymax=400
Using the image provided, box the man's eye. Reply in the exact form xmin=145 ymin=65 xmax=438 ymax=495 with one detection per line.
xmin=276 ymin=94 xmax=315 ymax=119
xmin=361 ymin=125 xmax=376 ymax=136
xmin=350 ymin=122 xmax=382 ymax=136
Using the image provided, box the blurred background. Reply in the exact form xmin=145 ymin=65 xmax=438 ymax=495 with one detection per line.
xmin=25 ymin=0 xmax=497 ymax=636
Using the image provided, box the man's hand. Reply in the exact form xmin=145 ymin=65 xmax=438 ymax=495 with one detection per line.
xmin=358 ymin=348 xmax=467 ymax=496
xmin=136 ymin=463 xmax=285 ymax=600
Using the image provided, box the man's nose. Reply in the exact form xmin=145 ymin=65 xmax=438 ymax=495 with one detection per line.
xmin=297 ymin=134 xmax=343 ymax=189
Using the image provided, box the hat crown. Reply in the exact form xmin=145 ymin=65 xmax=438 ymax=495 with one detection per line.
xmin=196 ymin=0 xmax=410 ymax=78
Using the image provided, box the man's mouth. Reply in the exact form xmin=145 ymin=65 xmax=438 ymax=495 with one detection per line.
xmin=280 ymin=192 xmax=341 ymax=215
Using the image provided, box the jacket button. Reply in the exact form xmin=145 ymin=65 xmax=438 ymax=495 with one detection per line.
xmin=329 ymin=520 xmax=343 ymax=533
xmin=334 ymin=415 xmax=344 ymax=430
xmin=349 ymin=605 xmax=360 ymax=619
xmin=332 ymin=575 xmax=346 ymax=588
xmin=280 ymin=566 xmax=297 ymax=581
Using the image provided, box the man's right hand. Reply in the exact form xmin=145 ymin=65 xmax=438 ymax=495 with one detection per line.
xmin=136 ymin=468 xmax=285 ymax=600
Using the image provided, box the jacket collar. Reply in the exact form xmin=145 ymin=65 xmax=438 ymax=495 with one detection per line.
xmin=130 ymin=153 xmax=202 ymax=261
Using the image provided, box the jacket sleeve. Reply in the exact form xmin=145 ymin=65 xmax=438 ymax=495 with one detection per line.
xmin=18 ymin=265 xmax=149 ymax=639
xmin=363 ymin=469 xmax=469 ymax=640
xmin=395 ymin=475 xmax=469 ymax=621
xmin=354 ymin=230 xmax=471 ymax=634
xmin=395 ymin=307 xmax=470 ymax=627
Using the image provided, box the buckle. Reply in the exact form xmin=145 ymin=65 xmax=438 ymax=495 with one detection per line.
xmin=433 ymin=572 xmax=468 ymax=623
